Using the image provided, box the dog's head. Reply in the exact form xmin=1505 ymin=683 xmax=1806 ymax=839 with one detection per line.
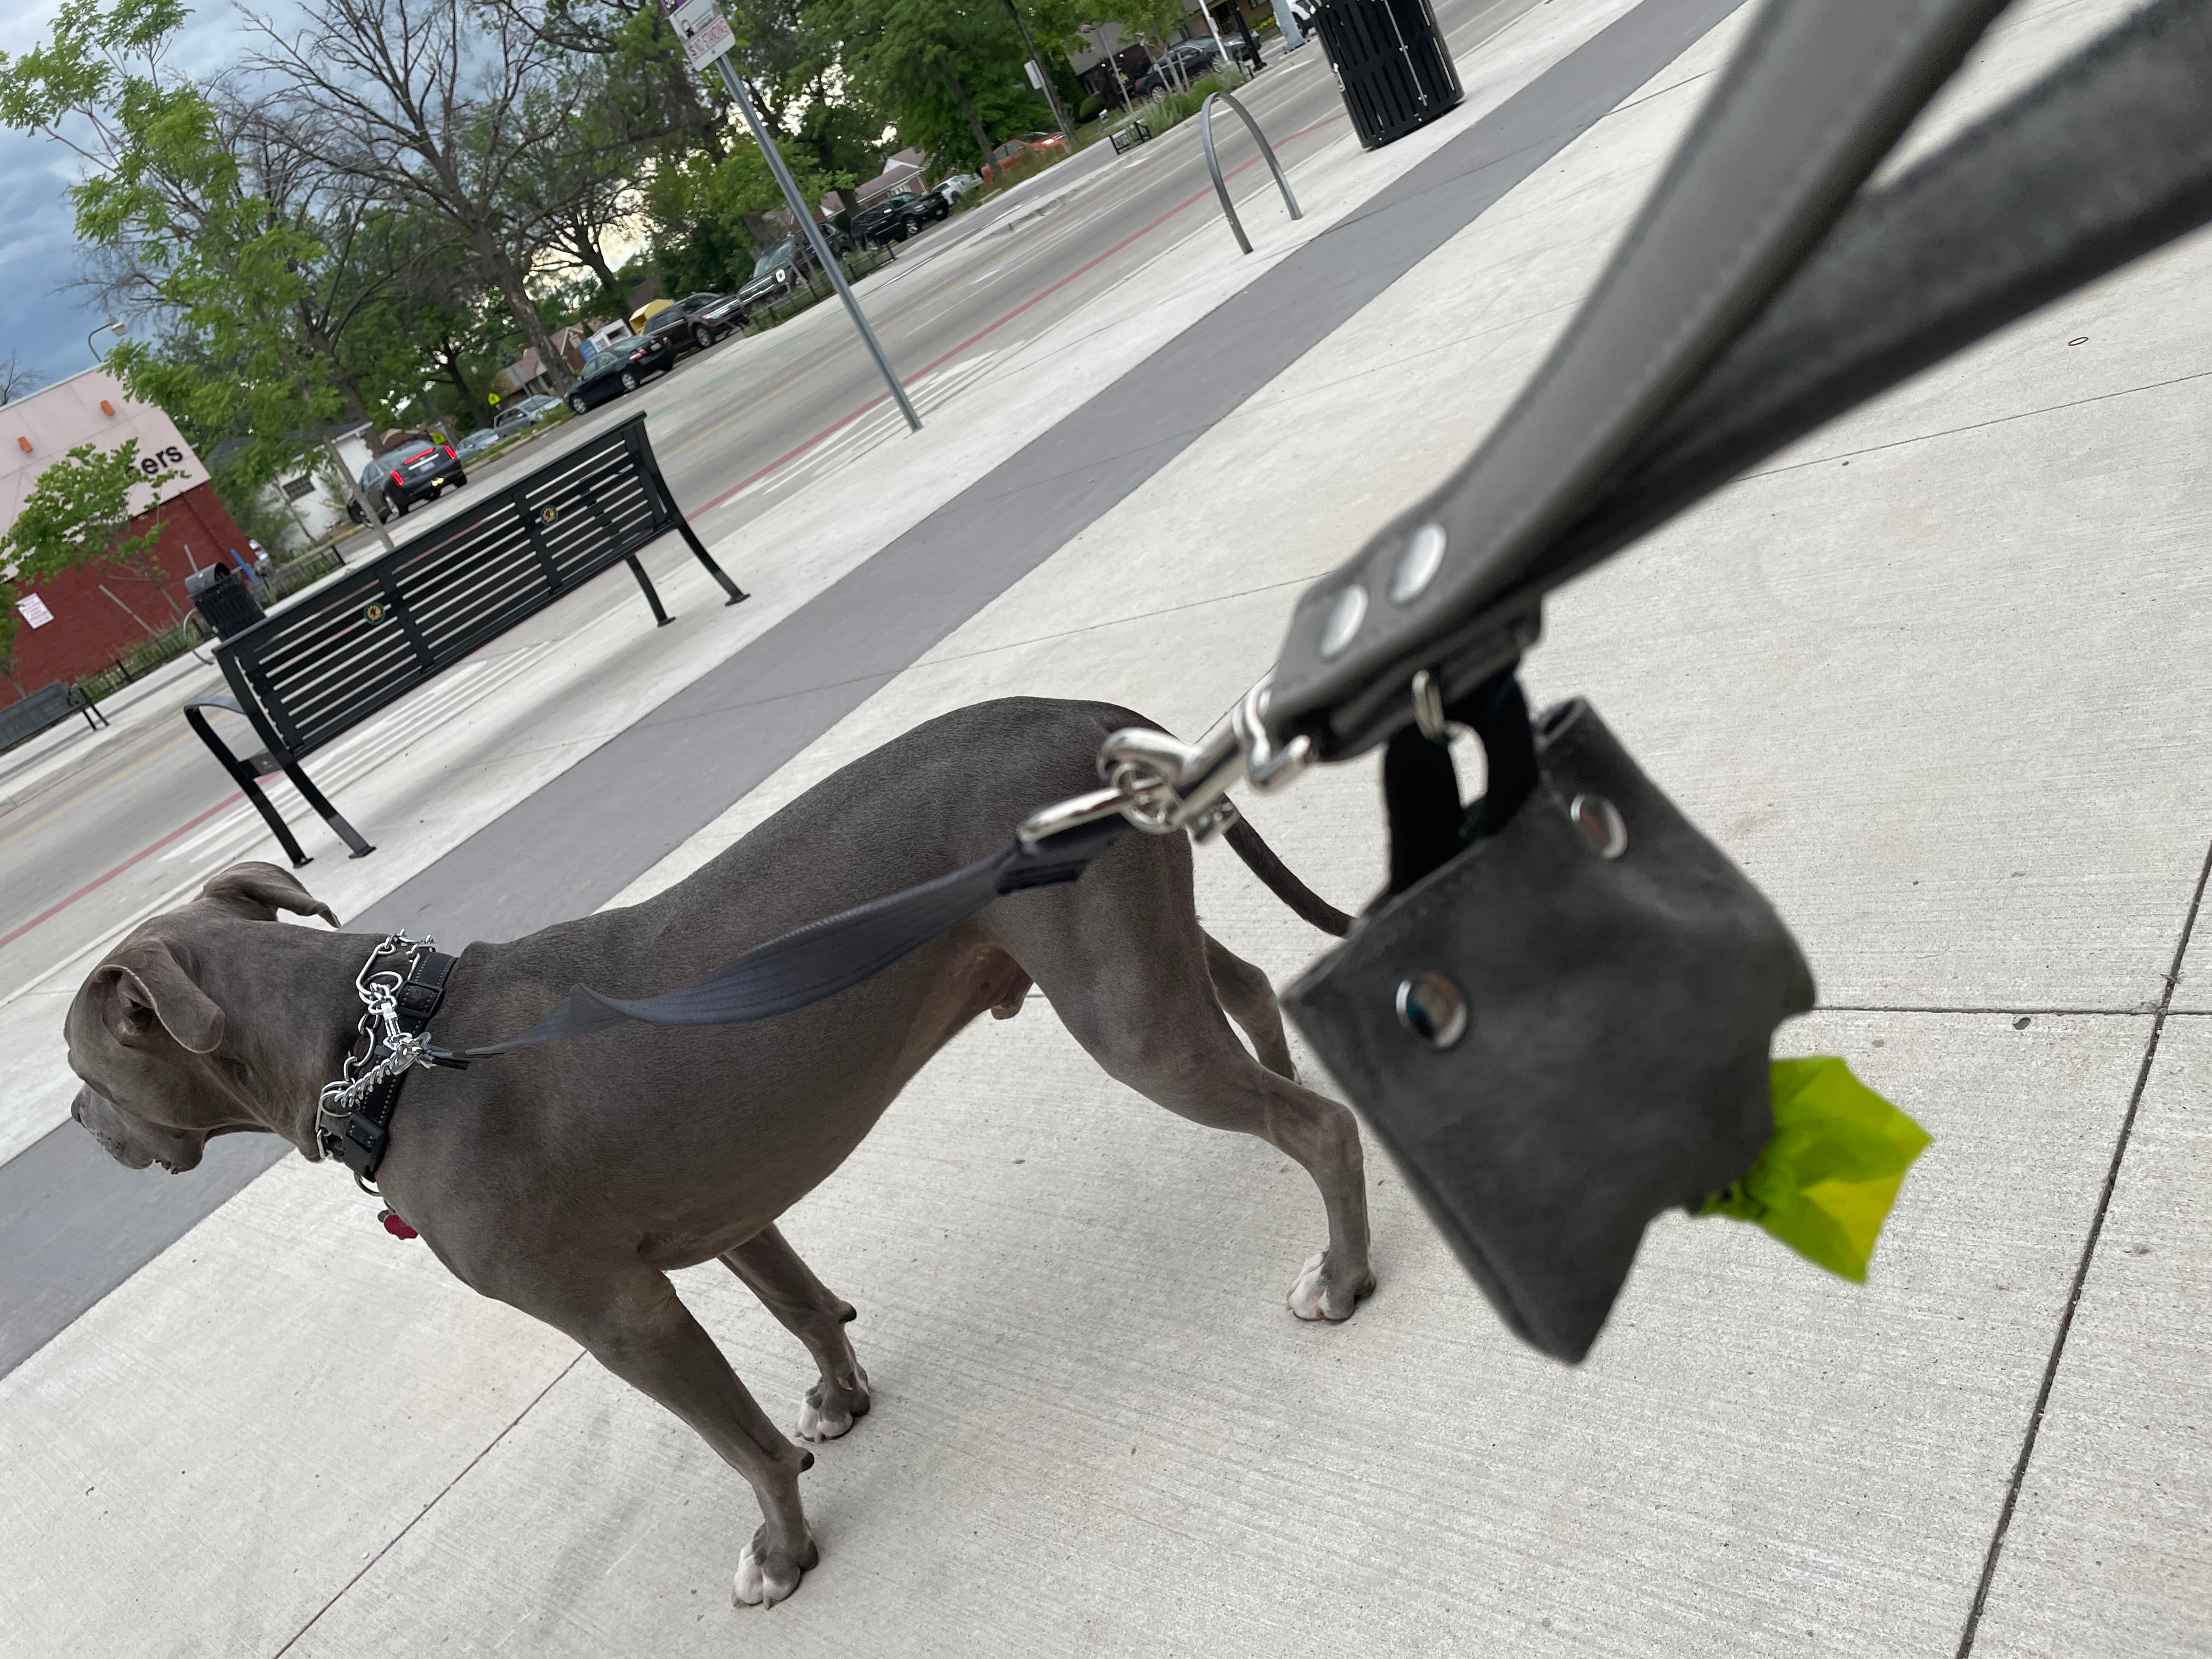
xmin=66 ymin=863 xmax=338 ymax=1173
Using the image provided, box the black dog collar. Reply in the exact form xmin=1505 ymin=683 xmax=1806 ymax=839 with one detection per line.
xmin=325 ymin=948 xmax=461 ymax=1189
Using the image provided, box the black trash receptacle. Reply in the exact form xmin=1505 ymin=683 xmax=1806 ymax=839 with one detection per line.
xmin=185 ymin=562 xmax=266 ymax=639
xmin=1311 ymin=0 xmax=1463 ymax=149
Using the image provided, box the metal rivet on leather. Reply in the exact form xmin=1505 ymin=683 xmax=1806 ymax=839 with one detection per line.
xmin=1390 ymin=522 xmax=1447 ymax=603
xmin=1569 ymin=792 xmax=1629 ymax=859
xmin=1394 ymin=972 xmax=1469 ymax=1049
xmin=1318 ymin=584 xmax=1368 ymax=659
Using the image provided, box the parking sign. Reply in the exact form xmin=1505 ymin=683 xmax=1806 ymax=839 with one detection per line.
xmin=662 ymin=0 xmax=735 ymax=70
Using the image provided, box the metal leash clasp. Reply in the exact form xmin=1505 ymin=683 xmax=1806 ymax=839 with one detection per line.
xmin=314 ymin=932 xmax=441 ymax=1152
xmin=1018 ymin=675 xmax=1314 ymax=847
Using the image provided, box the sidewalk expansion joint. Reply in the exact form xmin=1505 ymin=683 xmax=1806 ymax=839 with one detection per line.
xmin=1953 ymin=832 xmax=2212 ymax=1657
xmin=1816 ymin=1003 xmax=2159 ymax=1017
xmin=1750 ymin=365 xmax=2212 ymax=485
xmin=267 ymin=1351 xmax=586 ymax=1659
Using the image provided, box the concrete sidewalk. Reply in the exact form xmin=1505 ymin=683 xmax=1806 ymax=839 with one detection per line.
xmin=3 ymin=0 xmax=2208 ymax=1653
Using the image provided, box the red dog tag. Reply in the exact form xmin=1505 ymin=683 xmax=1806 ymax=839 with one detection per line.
xmin=379 ymin=1209 xmax=419 ymax=1240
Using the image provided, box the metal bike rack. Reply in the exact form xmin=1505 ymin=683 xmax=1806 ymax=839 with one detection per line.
xmin=1200 ymin=91 xmax=1303 ymax=256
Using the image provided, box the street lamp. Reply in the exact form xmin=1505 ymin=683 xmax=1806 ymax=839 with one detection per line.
xmin=88 ymin=319 xmax=127 ymax=364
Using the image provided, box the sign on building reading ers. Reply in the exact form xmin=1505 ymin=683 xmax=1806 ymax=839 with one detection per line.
xmin=663 ymin=0 xmax=735 ymax=71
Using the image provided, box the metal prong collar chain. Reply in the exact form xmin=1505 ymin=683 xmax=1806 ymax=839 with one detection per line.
xmin=315 ymin=932 xmax=445 ymax=1158
xmin=1018 ymin=675 xmax=1316 ymax=848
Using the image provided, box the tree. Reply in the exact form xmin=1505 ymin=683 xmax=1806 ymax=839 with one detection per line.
xmin=0 ymin=0 xmax=390 ymax=533
xmin=824 ymin=0 xmax=1056 ymax=184
xmin=0 ymin=352 xmax=40 ymax=407
xmin=1 ymin=439 xmax=189 ymax=622
xmin=245 ymin=0 xmax=586 ymax=391
xmin=517 ymin=0 xmax=733 ymax=163
xmin=500 ymin=61 xmax=656 ymax=311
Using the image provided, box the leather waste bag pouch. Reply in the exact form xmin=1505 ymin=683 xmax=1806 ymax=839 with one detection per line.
xmin=1283 ymin=697 xmax=1820 ymax=1363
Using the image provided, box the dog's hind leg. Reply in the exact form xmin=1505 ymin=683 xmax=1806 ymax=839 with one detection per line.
xmin=1203 ymin=930 xmax=1296 ymax=1080
xmin=994 ymin=842 xmax=1374 ymax=1322
xmin=520 ymin=1262 xmax=819 ymax=1607
xmin=722 ymin=1223 xmax=872 ymax=1443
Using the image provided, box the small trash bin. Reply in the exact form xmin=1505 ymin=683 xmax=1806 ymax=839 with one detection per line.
xmin=1310 ymin=0 xmax=1463 ymax=149
xmin=185 ymin=562 xmax=266 ymax=639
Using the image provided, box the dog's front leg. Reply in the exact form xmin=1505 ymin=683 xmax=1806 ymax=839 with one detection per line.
xmin=552 ymin=1265 xmax=819 ymax=1607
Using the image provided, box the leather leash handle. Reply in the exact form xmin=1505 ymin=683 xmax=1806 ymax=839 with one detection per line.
xmin=1538 ymin=0 xmax=2212 ymax=594
xmin=1266 ymin=0 xmax=2017 ymax=759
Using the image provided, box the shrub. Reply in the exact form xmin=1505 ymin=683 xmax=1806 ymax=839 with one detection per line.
xmin=1141 ymin=71 xmax=1238 ymax=137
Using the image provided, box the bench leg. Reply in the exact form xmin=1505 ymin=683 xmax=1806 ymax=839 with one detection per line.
xmin=624 ymin=554 xmax=675 ymax=627
xmin=674 ymin=519 xmax=750 ymax=607
xmin=241 ymin=771 xmax=316 ymax=868
xmin=184 ymin=703 xmax=314 ymax=868
xmin=278 ymin=758 xmax=375 ymax=859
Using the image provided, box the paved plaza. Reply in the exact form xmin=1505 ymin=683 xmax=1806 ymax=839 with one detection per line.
xmin=1 ymin=0 xmax=2207 ymax=1653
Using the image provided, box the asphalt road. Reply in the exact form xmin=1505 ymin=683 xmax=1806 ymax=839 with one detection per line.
xmin=0 ymin=13 xmax=1497 ymax=1013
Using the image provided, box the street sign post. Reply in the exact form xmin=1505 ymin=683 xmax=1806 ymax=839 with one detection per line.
xmin=663 ymin=0 xmax=920 ymax=433
xmin=667 ymin=0 xmax=736 ymax=67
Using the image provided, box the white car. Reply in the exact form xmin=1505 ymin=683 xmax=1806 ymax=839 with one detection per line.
xmin=933 ymin=172 xmax=984 ymax=206
xmin=493 ymin=394 xmax=565 ymax=436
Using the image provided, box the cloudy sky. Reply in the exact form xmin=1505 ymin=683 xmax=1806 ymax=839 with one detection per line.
xmin=0 ymin=0 xmax=255 ymax=395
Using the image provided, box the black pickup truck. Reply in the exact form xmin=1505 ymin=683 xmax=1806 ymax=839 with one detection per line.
xmin=851 ymin=189 xmax=950 ymax=246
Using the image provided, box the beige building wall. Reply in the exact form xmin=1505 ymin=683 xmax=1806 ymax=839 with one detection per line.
xmin=0 ymin=366 xmax=209 ymax=545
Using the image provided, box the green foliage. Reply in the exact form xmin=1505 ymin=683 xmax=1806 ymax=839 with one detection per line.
xmin=1135 ymin=69 xmax=1235 ymax=135
xmin=641 ymin=129 xmax=851 ymax=298
xmin=1 ymin=0 xmax=351 ymax=481
xmin=0 ymin=439 xmax=189 ymax=619
xmin=821 ymin=0 xmax=1059 ymax=180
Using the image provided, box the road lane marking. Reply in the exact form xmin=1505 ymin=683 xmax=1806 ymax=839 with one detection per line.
xmin=666 ymin=112 xmax=1346 ymax=475
xmin=689 ymin=115 xmax=1350 ymax=523
xmin=0 ymin=728 xmax=194 ymax=853
xmin=0 ymin=794 xmax=244 ymax=955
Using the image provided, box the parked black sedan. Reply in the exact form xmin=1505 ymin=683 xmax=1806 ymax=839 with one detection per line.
xmin=346 ymin=439 xmax=466 ymax=522
xmin=566 ymin=328 xmax=681 ymax=414
xmin=851 ymin=189 xmax=949 ymax=246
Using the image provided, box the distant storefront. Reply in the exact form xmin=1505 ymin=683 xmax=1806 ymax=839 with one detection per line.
xmin=1 ymin=367 xmax=250 ymax=706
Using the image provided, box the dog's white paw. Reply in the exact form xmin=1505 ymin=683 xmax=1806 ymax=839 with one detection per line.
xmin=732 ymin=1530 xmax=811 ymax=1609
xmin=1286 ymin=1250 xmax=1373 ymax=1322
xmin=795 ymin=1363 xmax=871 ymax=1442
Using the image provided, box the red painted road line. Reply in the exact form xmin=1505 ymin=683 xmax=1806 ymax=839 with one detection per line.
xmin=0 ymin=791 xmax=242 ymax=953
xmin=691 ymin=112 xmax=1348 ymax=520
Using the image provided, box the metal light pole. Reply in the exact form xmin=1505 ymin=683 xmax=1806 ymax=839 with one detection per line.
xmin=1000 ymin=0 xmax=1075 ymax=144
xmin=710 ymin=55 xmax=921 ymax=433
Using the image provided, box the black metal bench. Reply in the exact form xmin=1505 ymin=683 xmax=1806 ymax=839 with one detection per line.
xmin=185 ymin=412 xmax=747 ymax=866
xmin=1109 ymin=119 xmax=1153 ymax=155
xmin=0 ymin=680 xmax=110 ymax=755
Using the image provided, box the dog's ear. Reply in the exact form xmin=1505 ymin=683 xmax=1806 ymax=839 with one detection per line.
xmin=94 ymin=939 xmax=225 ymax=1054
xmin=200 ymin=862 xmax=340 ymax=927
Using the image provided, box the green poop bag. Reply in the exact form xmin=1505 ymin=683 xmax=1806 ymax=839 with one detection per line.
xmin=1697 ymin=1057 xmax=1931 ymax=1281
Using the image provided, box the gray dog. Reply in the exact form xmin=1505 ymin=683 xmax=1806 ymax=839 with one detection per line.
xmin=65 ymin=697 xmax=1370 ymax=1607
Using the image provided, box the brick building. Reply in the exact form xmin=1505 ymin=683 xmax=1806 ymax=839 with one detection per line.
xmin=1 ymin=367 xmax=249 ymax=707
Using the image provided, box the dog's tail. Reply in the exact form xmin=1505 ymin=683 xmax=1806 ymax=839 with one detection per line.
xmin=1223 ymin=815 xmax=1354 ymax=937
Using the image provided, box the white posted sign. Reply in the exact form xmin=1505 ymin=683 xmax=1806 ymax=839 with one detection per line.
xmin=15 ymin=593 xmax=53 ymax=629
xmin=664 ymin=0 xmax=735 ymax=70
